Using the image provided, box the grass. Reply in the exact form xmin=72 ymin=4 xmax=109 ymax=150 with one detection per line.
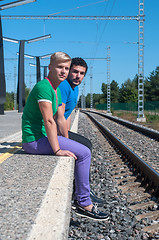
xmin=112 ymin=111 xmax=159 ymax=131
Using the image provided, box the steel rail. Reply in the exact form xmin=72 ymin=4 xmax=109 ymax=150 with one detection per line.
xmin=82 ymin=110 xmax=159 ymax=193
xmin=87 ymin=110 xmax=159 ymax=141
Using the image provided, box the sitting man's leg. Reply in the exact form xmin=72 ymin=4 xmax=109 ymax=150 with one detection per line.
xmin=68 ymin=131 xmax=105 ymax=206
xmin=68 ymin=131 xmax=92 ymax=151
xmin=22 ymin=136 xmax=108 ymax=220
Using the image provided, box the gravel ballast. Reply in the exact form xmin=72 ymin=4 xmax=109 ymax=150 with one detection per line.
xmin=68 ymin=112 xmax=158 ymax=240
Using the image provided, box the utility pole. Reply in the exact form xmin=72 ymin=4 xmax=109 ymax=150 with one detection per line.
xmin=81 ymin=92 xmax=84 ymax=109
xmin=83 ymin=81 xmax=86 ymax=109
xmin=14 ymin=65 xmax=17 ymax=110
xmin=29 ymin=74 xmax=31 ymax=92
xmin=107 ymin=46 xmax=112 ymax=115
xmin=90 ymin=66 xmax=93 ymax=109
xmin=28 ymin=53 xmax=51 ymax=82
xmin=0 ymin=16 xmax=5 ymax=114
xmin=137 ymin=0 xmax=146 ymax=122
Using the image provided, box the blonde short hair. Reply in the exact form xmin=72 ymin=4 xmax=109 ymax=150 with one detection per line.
xmin=50 ymin=52 xmax=71 ymax=64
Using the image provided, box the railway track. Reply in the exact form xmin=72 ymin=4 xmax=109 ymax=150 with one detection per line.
xmin=82 ymin=110 xmax=159 ymax=175
xmin=69 ymin=111 xmax=159 ymax=239
xmin=86 ymin=110 xmax=159 ymax=141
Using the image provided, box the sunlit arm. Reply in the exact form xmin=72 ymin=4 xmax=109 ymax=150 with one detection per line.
xmin=38 ymin=101 xmax=77 ymax=159
xmin=67 ymin=115 xmax=71 ymax=131
xmin=55 ymin=103 xmax=69 ymax=138
xmin=38 ymin=101 xmax=60 ymax=152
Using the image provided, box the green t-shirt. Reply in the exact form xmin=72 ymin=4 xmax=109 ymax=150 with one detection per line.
xmin=22 ymin=79 xmax=62 ymax=143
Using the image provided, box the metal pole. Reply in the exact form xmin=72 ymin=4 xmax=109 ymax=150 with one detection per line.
xmin=0 ymin=15 xmax=6 ymax=114
xmin=81 ymin=93 xmax=83 ymax=109
xmin=14 ymin=65 xmax=17 ymax=110
xmin=137 ymin=0 xmax=146 ymax=122
xmin=43 ymin=66 xmax=47 ymax=78
xmin=36 ymin=56 xmax=41 ymax=82
xmin=17 ymin=40 xmax=25 ymax=112
xmin=107 ymin=46 xmax=112 ymax=115
xmin=81 ymin=94 xmax=82 ymax=109
xmin=29 ymin=73 xmax=32 ymax=92
xmin=90 ymin=66 xmax=93 ymax=109
xmin=83 ymin=81 xmax=86 ymax=109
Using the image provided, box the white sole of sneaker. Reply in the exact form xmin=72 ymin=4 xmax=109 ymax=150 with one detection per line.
xmin=75 ymin=211 xmax=109 ymax=221
xmin=71 ymin=205 xmax=76 ymax=210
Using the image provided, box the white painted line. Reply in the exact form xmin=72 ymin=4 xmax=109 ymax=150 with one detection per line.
xmin=27 ymin=157 xmax=75 ymax=240
xmin=0 ymin=131 xmax=22 ymax=144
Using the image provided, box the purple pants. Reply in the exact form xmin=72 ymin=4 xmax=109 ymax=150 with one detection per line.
xmin=22 ymin=136 xmax=92 ymax=207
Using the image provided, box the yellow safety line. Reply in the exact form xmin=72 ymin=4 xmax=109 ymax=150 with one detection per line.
xmin=0 ymin=143 xmax=22 ymax=164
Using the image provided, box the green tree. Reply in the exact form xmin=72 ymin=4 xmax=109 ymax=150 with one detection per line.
xmin=93 ymin=93 xmax=101 ymax=107
xmin=119 ymin=78 xmax=138 ymax=103
xmin=144 ymin=66 xmax=159 ymax=101
xmin=101 ymin=80 xmax=119 ymax=103
xmin=110 ymin=80 xmax=120 ymax=103
xmin=4 ymin=92 xmax=14 ymax=110
xmin=101 ymin=83 xmax=107 ymax=98
xmin=85 ymin=94 xmax=90 ymax=108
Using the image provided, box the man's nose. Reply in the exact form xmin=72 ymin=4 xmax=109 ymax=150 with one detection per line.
xmin=77 ymin=72 xmax=81 ymax=78
xmin=61 ymin=67 xmax=66 ymax=73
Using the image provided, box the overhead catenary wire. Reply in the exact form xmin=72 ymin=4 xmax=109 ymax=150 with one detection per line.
xmin=90 ymin=0 xmax=117 ymax=66
xmin=48 ymin=0 xmax=108 ymax=16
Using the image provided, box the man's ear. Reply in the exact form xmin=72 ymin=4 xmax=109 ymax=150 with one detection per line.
xmin=48 ymin=64 xmax=51 ymax=70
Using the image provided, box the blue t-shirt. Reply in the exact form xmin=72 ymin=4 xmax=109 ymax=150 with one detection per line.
xmin=59 ymin=80 xmax=79 ymax=119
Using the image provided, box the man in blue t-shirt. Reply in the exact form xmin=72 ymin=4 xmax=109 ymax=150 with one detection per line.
xmin=59 ymin=57 xmax=86 ymax=129
xmin=59 ymin=75 xmax=79 ymax=122
xmin=59 ymin=57 xmax=105 ymax=206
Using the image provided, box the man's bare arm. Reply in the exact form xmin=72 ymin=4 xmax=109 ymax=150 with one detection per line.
xmin=38 ymin=101 xmax=76 ymax=158
xmin=55 ymin=103 xmax=69 ymax=138
xmin=67 ymin=115 xmax=71 ymax=131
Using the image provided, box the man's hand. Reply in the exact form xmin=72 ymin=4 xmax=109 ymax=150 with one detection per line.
xmin=55 ymin=149 xmax=77 ymax=160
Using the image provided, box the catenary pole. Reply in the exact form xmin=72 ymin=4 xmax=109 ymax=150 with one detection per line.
xmin=137 ymin=0 xmax=146 ymax=122
xmin=107 ymin=46 xmax=112 ymax=115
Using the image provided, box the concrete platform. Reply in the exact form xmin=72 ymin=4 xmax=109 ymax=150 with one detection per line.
xmin=0 ymin=110 xmax=79 ymax=240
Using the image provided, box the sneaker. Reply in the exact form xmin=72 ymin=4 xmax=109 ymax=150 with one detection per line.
xmin=72 ymin=189 xmax=105 ymax=209
xmin=74 ymin=201 xmax=109 ymax=221
xmin=90 ymin=189 xmax=105 ymax=207
xmin=71 ymin=200 xmax=76 ymax=210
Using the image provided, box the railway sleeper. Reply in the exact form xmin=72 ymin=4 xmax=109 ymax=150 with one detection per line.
xmin=118 ymin=181 xmax=141 ymax=192
xmin=127 ymin=192 xmax=152 ymax=203
xmin=129 ymin=201 xmax=156 ymax=211
xmin=136 ymin=210 xmax=159 ymax=221
xmin=111 ymin=167 xmax=130 ymax=175
xmin=116 ymin=176 xmax=137 ymax=184
xmin=107 ymin=156 xmax=122 ymax=162
xmin=112 ymin=163 xmax=128 ymax=168
xmin=143 ymin=223 xmax=159 ymax=234
xmin=112 ymin=172 xmax=134 ymax=178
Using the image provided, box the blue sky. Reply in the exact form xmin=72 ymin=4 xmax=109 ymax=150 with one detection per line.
xmin=1 ymin=0 xmax=159 ymax=96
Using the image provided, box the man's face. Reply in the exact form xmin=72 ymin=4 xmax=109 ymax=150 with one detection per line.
xmin=50 ymin=60 xmax=71 ymax=82
xmin=68 ymin=65 xmax=86 ymax=87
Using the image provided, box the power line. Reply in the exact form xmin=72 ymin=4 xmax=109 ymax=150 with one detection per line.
xmin=1 ymin=15 xmax=139 ymax=20
xmin=49 ymin=0 xmax=108 ymax=16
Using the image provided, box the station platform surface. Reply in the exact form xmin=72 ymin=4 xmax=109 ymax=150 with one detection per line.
xmin=0 ymin=110 xmax=79 ymax=240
